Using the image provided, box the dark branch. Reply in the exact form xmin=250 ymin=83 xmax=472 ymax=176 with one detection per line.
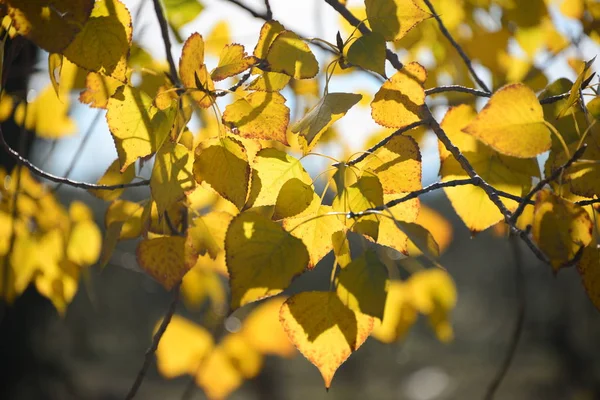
xmin=425 ymin=85 xmax=491 ymax=98
xmin=264 ymin=0 xmax=273 ymax=20
xmin=323 ymin=0 xmax=404 ymax=72
xmin=152 ymin=0 xmax=180 ymax=86
xmin=484 ymin=235 xmax=525 ymax=400
xmin=125 ymin=282 xmax=181 ymax=400
xmin=0 ymin=125 xmax=150 ymax=191
xmin=224 ymin=0 xmax=270 ymax=19
xmin=510 ymin=145 xmax=587 ymax=224
xmin=421 ymin=0 xmax=490 ymax=93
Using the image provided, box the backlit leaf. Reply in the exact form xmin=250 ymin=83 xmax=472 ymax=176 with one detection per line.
xmin=150 ymin=142 xmax=195 ymax=214
xmin=104 ymin=199 xmax=144 ymax=240
xmin=15 ymin=85 xmax=76 ymax=138
xmin=462 ymin=83 xmax=551 ymax=158
xmin=163 ymin=0 xmax=204 ymax=34
xmin=211 ymin=44 xmax=257 ymax=81
xmin=365 ymin=0 xmax=430 ymax=41
xmin=225 ymin=212 xmax=309 ymax=310
xmin=67 ymin=220 xmax=101 ymax=267
xmin=137 ymin=236 xmax=197 ymax=290
xmin=558 ymin=57 xmax=595 ymax=118
xmin=253 ymin=20 xmax=285 ymax=59
xmin=266 ymin=30 xmax=319 ymax=79
xmin=193 ymin=136 xmax=250 ymax=210
xmin=222 ymin=91 xmax=290 ymax=144
xmin=246 ymin=70 xmax=291 ymax=92
xmin=63 ymin=0 xmax=132 ymax=82
xmin=371 ymin=280 xmax=417 ymax=343
xmin=179 ymin=33 xmax=216 ymax=108
xmin=89 ymin=159 xmax=135 ymax=201
xmin=279 ymin=291 xmax=374 ymax=388
xmin=532 ymin=190 xmax=593 ymax=271
xmin=336 ymin=250 xmax=389 ymax=319
xmin=106 ymin=85 xmax=176 ymax=171
xmin=186 ymin=211 xmax=233 ymax=260
xmin=291 ymin=92 xmax=362 ymax=154
xmin=346 ymin=32 xmax=387 ymax=76
xmin=79 ymin=72 xmax=123 ymax=109
xmin=371 ymin=62 xmax=426 ymax=129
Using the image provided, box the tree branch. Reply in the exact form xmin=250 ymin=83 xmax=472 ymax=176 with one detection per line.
xmin=323 ymin=0 xmax=404 ymax=72
xmin=224 ymin=0 xmax=270 ymax=20
xmin=425 ymin=85 xmax=491 ymax=98
xmin=125 ymin=282 xmax=181 ymax=400
xmin=483 ymin=235 xmax=525 ymax=400
xmin=263 ymin=0 xmax=273 ymax=20
xmin=0 ymin=125 xmax=150 ymax=191
xmin=152 ymin=0 xmax=180 ymax=86
xmin=421 ymin=0 xmax=490 ymax=93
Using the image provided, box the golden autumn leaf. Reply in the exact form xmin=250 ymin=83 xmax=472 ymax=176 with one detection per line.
xmin=222 ymin=91 xmax=290 ymax=144
xmin=371 ymin=62 xmax=426 ymax=129
xmin=557 ymin=57 xmax=595 ymax=118
xmin=195 ymin=347 xmax=243 ymax=400
xmin=377 ymin=194 xmax=420 ymax=255
xmin=136 ymin=236 xmax=197 ymax=290
xmin=6 ymin=0 xmax=94 ymax=53
xmin=246 ymin=148 xmax=313 ymax=209
xmin=225 ymin=212 xmax=309 ymax=310
xmin=371 ymin=280 xmax=418 ymax=343
xmin=253 ymin=20 xmax=285 ymax=59
xmin=205 ymin=20 xmax=231 ymax=56
xmin=179 ymin=33 xmax=216 ymax=108
xmin=273 ymin=179 xmax=318 ymax=220
xmin=67 ymin=220 xmax=101 ymax=267
xmin=438 ymin=104 xmax=479 ymax=163
xmin=336 ymin=250 xmax=389 ymax=319
xmin=241 ymin=297 xmax=297 ymax=357
xmin=89 ymin=159 xmax=135 ymax=201
xmin=155 ymin=315 xmax=214 ymax=378
xmin=79 ymin=72 xmax=123 ymax=109
xmin=353 ymin=134 xmax=421 ymax=194
xmin=532 ymin=190 xmax=593 ymax=271
xmin=186 ymin=211 xmax=233 ymax=261
xmin=246 ymin=70 xmax=291 ymax=92
xmin=415 ymin=204 xmax=453 ymax=254
xmin=181 ymin=264 xmax=226 ymax=310
xmin=106 ymin=85 xmax=176 ymax=172
xmin=365 ymin=0 xmax=430 ymax=41
xmin=266 ymin=30 xmax=319 ymax=79
xmin=104 ymin=199 xmax=144 ymax=240
xmin=150 ymin=142 xmax=195 ymax=214
xmin=332 ymin=230 xmax=352 ymax=269
xmin=283 ymin=205 xmax=346 ymax=269
xmin=63 ymin=0 xmax=132 ymax=82
xmin=462 ymin=83 xmax=551 ymax=158
xmin=193 ymin=136 xmax=250 ymax=210
xmin=220 ymin=333 xmax=263 ymax=378
xmin=279 ymin=291 xmax=374 ymax=388
xmin=291 ymin=92 xmax=362 ymax=154
xmin=211 ymin=44 xmax=257 ymax=81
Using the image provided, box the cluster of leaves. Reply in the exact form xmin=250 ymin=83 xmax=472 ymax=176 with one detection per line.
xmin=1 ymin=0 xmax=600 ymax=397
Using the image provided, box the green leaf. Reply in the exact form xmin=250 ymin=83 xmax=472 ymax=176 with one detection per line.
xmin=346 ymin=32 xmax=387 ymax=76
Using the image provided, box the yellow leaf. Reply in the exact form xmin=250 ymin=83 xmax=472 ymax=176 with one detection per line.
xmin=438 ymin=104 xmax=479 ymax=163
xmin=106 ymin=85 xmax=176 ymax=172
xmin=365 ymin=0 xmax=430 ymax=41
xmin=408 ymin=268 xmax=457 ymax=342
xmin=186 ymin=211 xmax=233 ymax=260
xmin=283 ymin=205 xmax=346 ymax=268
xmin=150 ymin=142 xmax=195 ymax=214
xmin=253 ymin=20 xmax=285 ymax=59
xmin=63 ymin=0 xmax=132 ymax=82
xmin=415 ymin=204 xmax=453 ymax=254
xmin=136 ymin=236 xmax=197 ymax=290
xmin=79 ymin=72 xmax=123 ymax=109
xmin=15 ymin=85 xmax=76 ymax=138
xmin=377 ymin=193 xmax=420 ymax=254
xmin=279 ymin=291 xmax=374 ymax=388
xmin=336 ymin=250 xmax=389 ymax=319
xmin=225 ymin=212 xmax=309 ymax=310
xmin=195 ymin=347 xmax=243 ymax=400
xmin=206 ymin=20 xmax=231 ymax=56
xmin=181 ymin=265 xmax=226 ymax=310
xmin=266 ymin=30 xmax=319 ymax=79
xmin=371 ymin=62 xmax=426 ymax=129
xmin=179 ymin=33 xmax=216 ymax=108
xmin=211 ymin=44 xmax=257 ymax=81
xmin=222 ymin=91 xmax=290 ymax=144
xmin=246 ymin=148 xmax=313 ymax=209
xmin=67 ymin=220 xmax=101 ymax=267
xmin=333 ymin=172 xmax=383 ymax=240
xmin=354 ymin=134 xmax=421 ymax=194
xmin=89 ymin=159 xmax=135 ymax=201
xmin=155 ymin=315 xmax=214 ymax=378
xmin=441 ymin=150 xmax=538 ymax=232
xmin=462 ymin=83 xmax=551 ymax=158
xmin=332 ymin=230 xmax=352 ymax=269
xmin=193 ymin=136 xmax=250 ymax=210
xmin=560 ymin=0 xmax=584 ymax=19
xmin=577 ymin=245 xmax=600 ymax=311
xmin=532 ymin=190 xmax=593 ymax=271
xmin=6 ymin=0 xmax=94 ymax=52
xmin=246 ymin=70 xmax=291 ymax=92
xmin=241 ymin=297 xmax=297 ymax=357
xmin=220 ymin=333 xmax=263 ymax=378
xmin=346 ymin=32 xmax=387 ymax=76
xmin=371 ymin=280 xmax=417 ymax=343
xmin=104 ymin=199 xmax=143 ymax=240
xmin=557 ymin=57 xmax=595 ymax=118
xmin=291 ymin=92 xmax=362 ymax=154
xmin=273 ymin=179 xmax=318 ymax=220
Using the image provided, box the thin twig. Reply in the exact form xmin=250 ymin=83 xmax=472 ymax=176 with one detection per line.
xmin=0 ymin=126 xmax=150 ymax=190
xmin=421 ymin=0 xmax=490 ymax=93
xmin=344 ymin=120 xmax=428 ymax=167
xmin=152 ymin=0 xmax=180 ymax=86
xmin=323 ymin=0 xmax=404 ymax=72
xmin=124 ymin=282 xmax=181 ymax=400
xmin=52 ymin=110 xmax=102 ymax=193
xmin=263 ymin=0 xmax=273 ymax=20
xmin=510 ymin=145 xmax=587 ymax=224
xmin=225 ymin=0 xmax=270 ymax=19
xmin=483 ymin=235 xmax=525 ymax=400
xmin=576 ymin=197 xmax=600 ymax=206
xmin=425 ymin=85 xmax=491 ymax=98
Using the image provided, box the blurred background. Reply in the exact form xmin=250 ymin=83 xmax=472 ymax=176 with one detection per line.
xmin=1 ymin=0 xmax=600 ymax=399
